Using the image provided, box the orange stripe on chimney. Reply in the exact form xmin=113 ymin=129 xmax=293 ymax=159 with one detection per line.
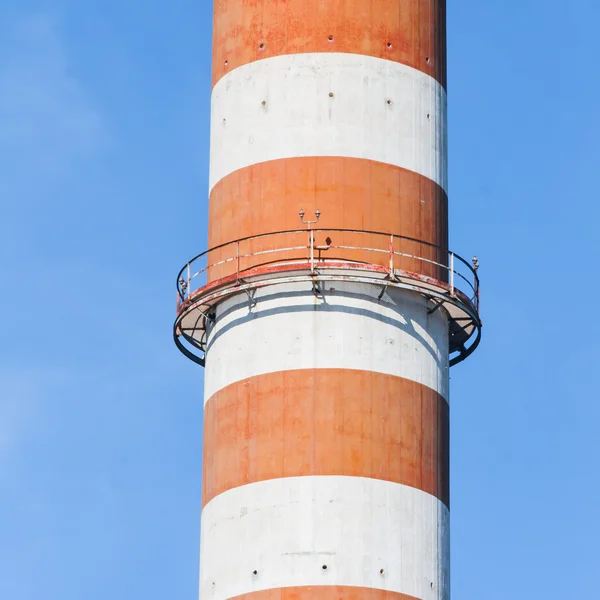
xmin=209 ymin=157 xmax=448 ymax=248
xmin=203 ymin=369 xmax=449 ymax=508
xmin=230 ymin=587 xmax=421 ymax=600
xmin=213 ymin=0 xmax=446 ymax=88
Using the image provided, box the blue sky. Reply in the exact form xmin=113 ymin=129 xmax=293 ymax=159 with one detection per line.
xmin=0 ymin=1 xmax=598 ymax=599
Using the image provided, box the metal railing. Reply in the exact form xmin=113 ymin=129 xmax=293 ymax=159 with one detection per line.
xmin=176 ymin=228 xmax=480 ymax=314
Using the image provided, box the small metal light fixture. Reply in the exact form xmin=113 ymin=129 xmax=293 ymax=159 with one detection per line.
xmin=299 ymin=209 xmax=321 ymax=227
xmin=472 ymin=256 xmax=479 ymax=271
xmin=178 ymin=277 xmax=188 ymax=296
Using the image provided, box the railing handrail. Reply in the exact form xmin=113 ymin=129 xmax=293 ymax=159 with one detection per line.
xmin=176 ymin=228 xmax=480 ymax=312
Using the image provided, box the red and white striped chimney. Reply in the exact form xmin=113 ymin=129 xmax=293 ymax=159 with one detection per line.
xmin=174 ymin=2 xmax=481 ymax=600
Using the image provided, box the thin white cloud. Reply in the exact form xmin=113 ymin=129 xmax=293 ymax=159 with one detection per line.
xmin=0 ymin=14 xmax=110 ymax=178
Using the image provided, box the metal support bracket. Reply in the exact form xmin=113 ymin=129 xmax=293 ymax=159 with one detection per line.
xmin=312 ymin=280 xmax=324 ymax=298
xmin=378 ymin=285 xmax=389 ymax=302
xmin=192 ymin=305 xmax=213 ymax=323
xmin=427 ymin=298 xmax=444 ymax=315
xmin=244 ymin=289 xmax=257 ymax=308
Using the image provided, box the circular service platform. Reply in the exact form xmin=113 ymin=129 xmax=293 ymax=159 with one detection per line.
xmin=173 ymin=229 xmax=481 ymax=368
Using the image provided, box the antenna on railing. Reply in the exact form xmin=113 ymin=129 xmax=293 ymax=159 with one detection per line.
xmin=299 ymin=209 xmax=320 ymax=229
xmin=178 ymin=277 xmax=187 ymax=296
xmin=299 ymin=210 xmax=321 ymax=273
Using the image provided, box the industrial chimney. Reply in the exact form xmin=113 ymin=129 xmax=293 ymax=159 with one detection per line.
xmin=175 ymin=2 xmax=481 ymax=599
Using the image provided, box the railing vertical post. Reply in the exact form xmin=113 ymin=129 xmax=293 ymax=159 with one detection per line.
xmin=187 ymin=262 xmax=191 ymax=297
xmin=310 ymin=229 xmax=315 ymax=273
xmin=389 ymin=234 xmax=394 ymax=277
xmin=236 ymin=240 xmax=240 ymax=281
xmin=449 ymin=253 xmax=455 ymax=296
